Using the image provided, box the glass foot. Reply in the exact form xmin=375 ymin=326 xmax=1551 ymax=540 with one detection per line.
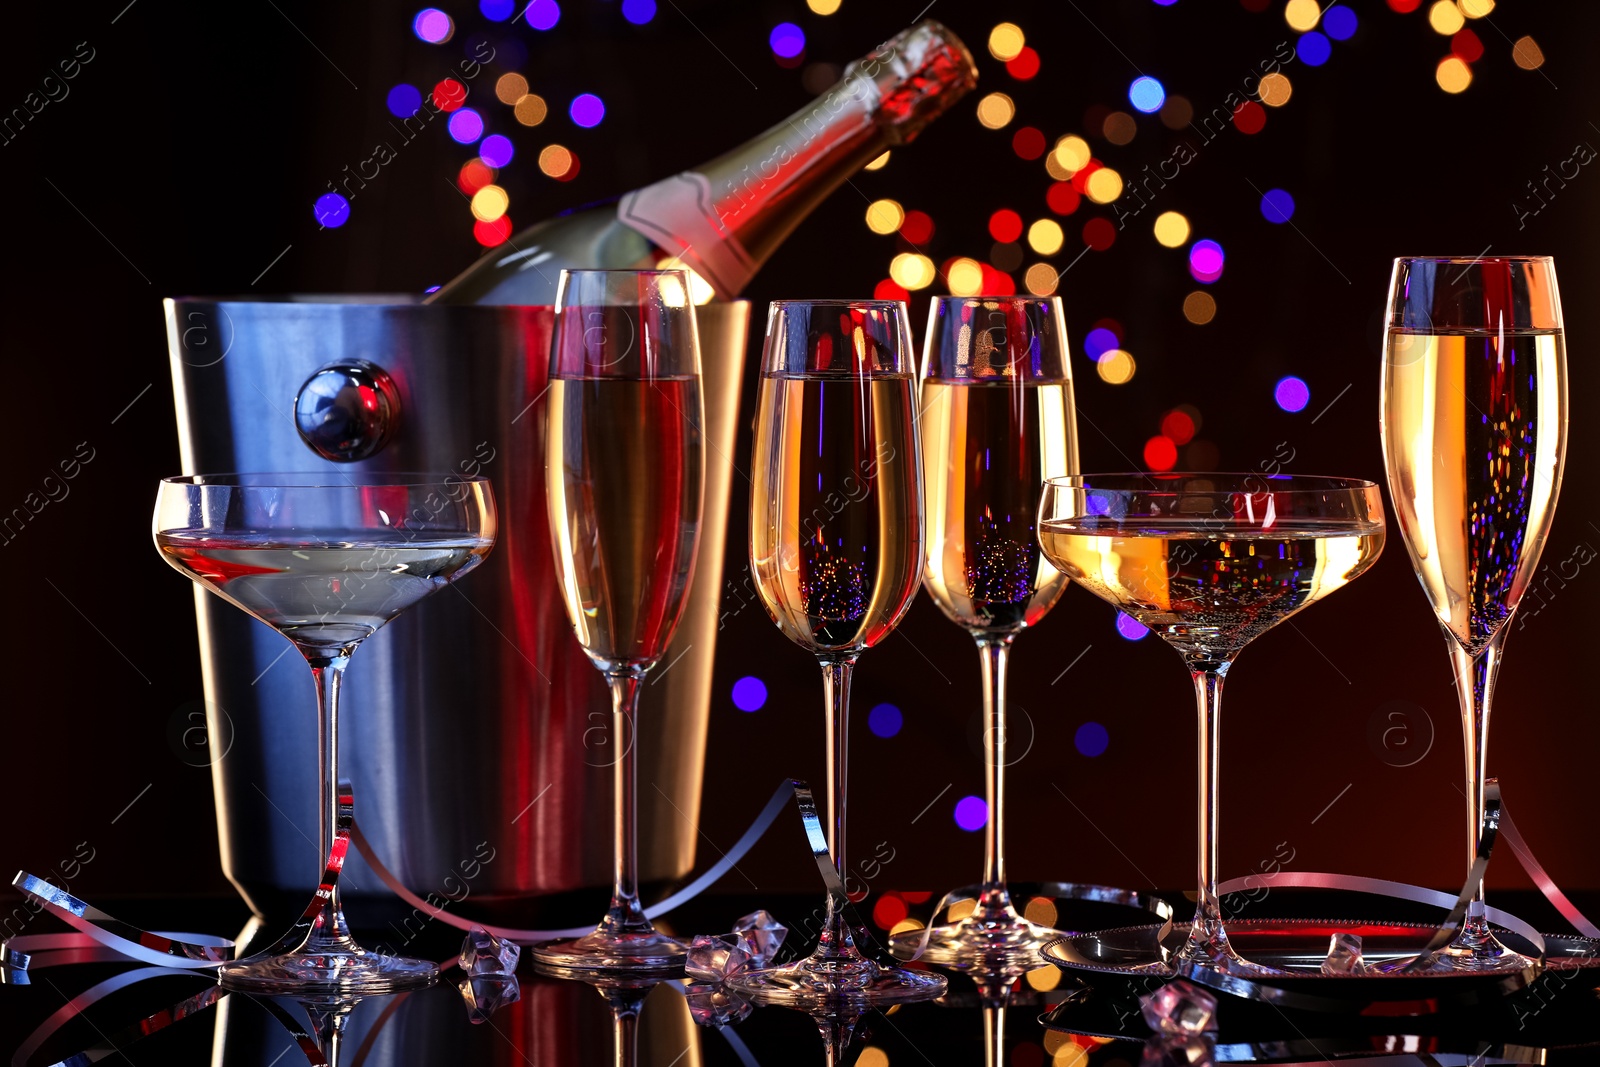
xmin=219 ymin=947 xmax=438 ymax=994
xmin=531 ymin=928 xmax=687 ymax=974
xmin=725 ymin=954 xmax=947 ymax=1008
xmin=1404 ymin=922 xmax=1538 ymax=974
xmin=888 ymin=911 xmax=1062 ymax=970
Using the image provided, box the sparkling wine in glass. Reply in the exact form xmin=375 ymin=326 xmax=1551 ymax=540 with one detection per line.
xmin=1038 ymin=474 xmax=1384 ymax=974
xmin=154 ymin=473 xmax=497 ymax=993
xmin=727 ymin=299 xmax=945 ymax=1007
xmin=535 ymin=269 xmax=706 ymax=973
xmin=1381 ymin=256 xmax=1567 ymax=971
xmin=889 ymin=296 xmax=1078 ymax=970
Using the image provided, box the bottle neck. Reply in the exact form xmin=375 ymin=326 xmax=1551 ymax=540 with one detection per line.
xmin=617 ymin=86 xmax=884 ymax=298
xmin=617 ymin=21 xmax=975 ymax=298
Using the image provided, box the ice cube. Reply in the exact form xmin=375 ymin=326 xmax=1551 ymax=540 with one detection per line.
xmin=1139 ymin=979 xmax=1216 ymax=1035
xmin=459 ymin=925 xmax=521 ymax=977
xmin=1320 ymin=931 xmax=1366 ymax=976
xmin=686 ymin=933 xmax=751 ymax=983
xmin=683 ymin=981 xmax=754 ymax=1028
xmin=459 ymin=974 xmax=521 ymax=1023
xmin=732 ymin=909 xmax=787 ymax=968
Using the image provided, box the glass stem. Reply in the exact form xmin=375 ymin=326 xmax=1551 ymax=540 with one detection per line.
xmin=983 ymin=1003 xmax=1005 ymax=1067
xmin=975 ymin=635 xmax=1017 ymax=921
xmin=1186 ymin=663 xmax=1230 ymax=960
xmin=307 ymin=651 xmax=355 ymax=949
xmin=817 ymin=655 xmax=860 ymax=961
xmin=603 ymin=670 xmax=652 ymax=936
xmin=1447 ymin=626 xmax=1507 ymax=944
xmin=612 ymin=1001 xmax=640 ymax=1067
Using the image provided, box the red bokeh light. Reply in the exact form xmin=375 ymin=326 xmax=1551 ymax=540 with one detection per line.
xmin=1011 ymin=126 xmax=1046 ymax=160
xmin=1451 ymin=28 xmax=1484 ymax=63
xmin=874 ymin=277 xmax=910 ymax=302
xmin=1082 ymin=217 xmax=1116 ymax=251
xmin=1069 ymin=159 xmax=1103 ymax=195
xmin=1046 ymin=181 xmax=1081 ymax=216
xmin=1005 ymin=45 xmax=1040 ymax=80
xmin=1144 ymin=435 xmax=1178 ymax=471
xmin=432 ymin=78 xmax=467 ymax=111
xmin=1240 ymin=0 xmax=1271 ymax=10
xmin=900 ymin=890 xmax=933 ymax=904
xmin=1233 ymin=100 xmax=1266 ymax=135
xmin=474 ymin=215 xmax=512 ymax=246
xmin=900 ymin=209 xmax=934 ymax=244
xmin=988 ymin=208 xmax=1023 ymax=243
xmin=1387 ymin=0 xmax=1422 ymax=11
xmin=553 ymin=150 xmax=581 ymax=182
xmin=872 ymin=894 xmax=908 ymax=930
xmin=1161 ymin=409 xmax=1197 ymax=445
xmin=980 ymin=263 xmax=1016 ymax=296
xmin=458 ymin=159 xmax=496 ymax=194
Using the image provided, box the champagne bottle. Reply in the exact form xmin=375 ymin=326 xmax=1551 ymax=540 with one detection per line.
xmin=427 ymin=20 xmax=977 ymax=306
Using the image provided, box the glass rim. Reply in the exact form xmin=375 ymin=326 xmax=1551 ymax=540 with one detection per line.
xmin=927 ymin=294 xmax=1061 ymax=305
xmin=1392 ymin=254 xmax=1553 ymax=265
xmin=1043 ymin=472 xmax=1380 ymax=493
xmin=556 ymin=268 xmax=691 ymax=278
xmin=160 ymin=472 xmax=492 ymax=488
xmin=767 ymin=298 xmax=907 ymax=310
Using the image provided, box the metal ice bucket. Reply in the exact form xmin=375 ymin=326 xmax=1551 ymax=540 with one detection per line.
xmin=164 ymin=296 xmax=749 ymax=921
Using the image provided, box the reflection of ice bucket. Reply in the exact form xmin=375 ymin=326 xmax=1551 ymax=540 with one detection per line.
xmin=164 ymin=297 xmax=748 ymax=920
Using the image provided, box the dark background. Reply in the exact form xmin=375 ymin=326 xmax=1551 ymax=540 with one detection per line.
xmin=2 ymin=0 xmax=1596 ymax=919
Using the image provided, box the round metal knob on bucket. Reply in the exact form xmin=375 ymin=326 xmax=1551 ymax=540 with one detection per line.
xmin=294 ymin=360 xmax=401 ymax=461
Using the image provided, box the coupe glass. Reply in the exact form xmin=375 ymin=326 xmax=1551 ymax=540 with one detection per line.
xmin=154 ymin=472 xmax=497 ymax=992
xmin=889 ymin=296 xmax=1078 ymax=969
xmin=1037 ymin=474 xmax=1385 ymax=974
xmin=1380 ymin=256 xmax=1567 ymax=971
xmin=535 ymin=269 xmax=706 ymax=973
xmin=728 ymin=299 xmax=945 ymax=1006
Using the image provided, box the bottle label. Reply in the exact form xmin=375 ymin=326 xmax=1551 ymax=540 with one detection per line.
xmin=618 ymin=171 xmax=756 ymax=297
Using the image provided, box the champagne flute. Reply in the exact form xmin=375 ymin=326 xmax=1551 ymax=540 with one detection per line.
xmin=535 ymin=269 xmax=706 ymax=973
xmin=154 ymin=472 xmax=497 ymax=992
xmin=1038 ymin=474 xmax=1385 ymax=973
xmin=1381 ymin=256 xmax=1568 ymax=971
xmin=890 ymin=296 xmax=1078 ymax=969
xmin=728 ymin=299 xmax=945 ymax=1006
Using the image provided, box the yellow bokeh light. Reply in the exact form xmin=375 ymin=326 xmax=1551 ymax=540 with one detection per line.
xmin=1027 ymin=219 xmax=1064 ymax=255
xmin=889 ymin=252 xmax=937 ymax=290
xmin=1102 ymin=111 xmax=1137 ymax=145
xmin=1183 ymin=290 xmax=1217 ymax=325
xmin=1085 ymin=167 xmax=1123 ymax=204
xmin=1428 ymin=0 xmax=1465 ymax=35
xmin=1459 ymin=0 xmax=1494 ymax=17
xmin=1053 ymin=1045 xmax=1089 ymax=1067
xmin=946 ymin=898 xmax=976 ymax=922
xmin=856 ymin=1049 xmax=889 ymax=1067
xmin=1024 ymin=263 xmax=1058 ymax=296
xmin=1436 ymin=55 xmax=1473 ymax=93
xmin=946 ymin=257 xmax=984 ymax=296
xmin=865 ymin=150 xmax=891 ymax=171
xmin=1097 ymin=349 xmax=1136 ymax=384
xmin=1258 ymin=72 xmax=1293 ymax=107
xmin=1053 ymin=135 xmax=1092 ymax=174
xmin=888 ymin=918 xmax=924 ymax=936
xmin=514 ymin=93 xmax=548 ymax=126
xmin=656 ymin=257 xmax=715 ymax=305
xmin=470 ymin=184 xmax=509 ymax=222
xmin=538 ymin=144 xmax=574 ymax=178
xmin=1025 ymin=964 xmax=1062 ymax=991
xmin=1044 ymin=153 xmax=1072 ymax=181
xmin=976 ymin=92 xmax=1015 ymax=129
xmin=988 ymin=22 xmax=1025 ymax=62
xmin=865 ymin=198 xmax=905 ymax=235
xmin=1513 ymin=36 xmax=1545 ymax=70
xmin=1023 ymin=896 xmax=1058 ymax=928
xmin=495 ymin=73 xmax=528 ymax=105
xmin=1153 ymin=211 xmax=1190 ymax=248
xmin=1284 ymin=0 xmax=1321 ymax=32
xmin=807 ymin=0 xmax=842 ymax=12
